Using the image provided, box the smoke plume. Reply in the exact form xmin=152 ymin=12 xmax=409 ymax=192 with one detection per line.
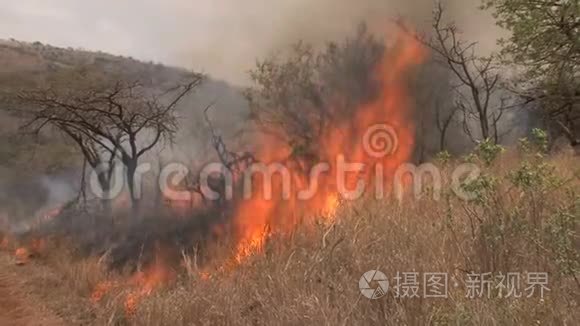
xmin=1 ymin=0 xmax=503 ymax=85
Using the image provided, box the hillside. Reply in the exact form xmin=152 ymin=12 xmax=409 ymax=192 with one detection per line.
xmin=0 ymin=38 xmax=192 ymax=82
xmin=0 ymin=39 xmax=247 ymax=221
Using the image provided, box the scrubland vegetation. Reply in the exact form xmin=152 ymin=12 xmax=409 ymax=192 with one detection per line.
xmin=0 ymin=1 xmax=579 ymax=325
xmin=1 ymin=138 xmax=578 ymax=325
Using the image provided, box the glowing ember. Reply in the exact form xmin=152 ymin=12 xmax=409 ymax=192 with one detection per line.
xmin=199 ymin=271 xmax=211 ymax=281
xmin=91 ymin=281 xmax=116 ymax=303
xmin=15 ymin=247 xmax=31 ymax=265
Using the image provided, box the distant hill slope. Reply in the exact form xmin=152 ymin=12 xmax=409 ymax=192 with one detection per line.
xmin=0 ymin=39 xmax=248 ymax=217
xmin=0 ymin=38 xmax=191 ymax=81
xmin=0 ymin=38 xmax=248 ymax=165
xmin=0 ymin=38 xmax=246 ymax=104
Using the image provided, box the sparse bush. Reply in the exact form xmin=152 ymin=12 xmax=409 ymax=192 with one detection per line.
xmin=519 ymin=128 xmax=550 ymax=156
xmin=532 ymin=128 xmax=549 ymax=153
xmin=544 ymin=205 xmax=580 ymax=279
xmin=435 ymin=150 xmax=452 ymax=165
xmin=475 ymin=138 xmax=505 ymax=166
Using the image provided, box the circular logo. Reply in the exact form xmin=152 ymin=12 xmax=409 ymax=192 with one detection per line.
xmin=363 ymin=124 xmax=399 ymax=158
xmin=359 ymin=270 xmax=389 ymax=299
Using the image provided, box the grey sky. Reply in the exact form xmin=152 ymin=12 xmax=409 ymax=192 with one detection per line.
xmin=0 ymin=0 xmax=501 ymax=85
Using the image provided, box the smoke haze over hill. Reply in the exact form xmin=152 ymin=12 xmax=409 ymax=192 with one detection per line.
xmin=0 ymin=0 xmax=502 ymax=84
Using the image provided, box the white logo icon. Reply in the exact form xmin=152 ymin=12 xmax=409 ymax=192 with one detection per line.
xmin=359 ymin=270 xmax=389 ymax=299
xmin=363 ymin=124 xmax=399 ymax=158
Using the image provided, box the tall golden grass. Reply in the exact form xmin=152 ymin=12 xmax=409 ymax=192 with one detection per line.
xmin=5 ymin=147 xmax=579 ymax=325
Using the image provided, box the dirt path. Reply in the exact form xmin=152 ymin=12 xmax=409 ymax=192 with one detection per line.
xmin=0 ymin=254 xmax=65 ymax=326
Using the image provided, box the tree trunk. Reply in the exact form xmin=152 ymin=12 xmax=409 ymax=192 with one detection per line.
xmin=125 ymin=160 xmax=140 ymax=214
xmin=480 ymin=115 xmax=490 ymax=141
xmin=96 ymin=171 xmax=113 ymax=217
xmin=439 ymin=130 xmax=447 ymax=152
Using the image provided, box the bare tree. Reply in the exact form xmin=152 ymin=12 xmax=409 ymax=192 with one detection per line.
xmin=435 ymin=99 xmax=459 ymax=152
xmin=58 ymin=124 xmax=120 ymax=212
xmin=245 ymin=24 xmax=384 ymax=164
xmin=515 ymin=72 xmax=580 ymax=148
xmin=419 ymin=2 xmax=511 ymax=143
xmin=17 ymin=75 xmax=203 ymax=210
xmin=182 ymin=105 xmax=255 ymax=208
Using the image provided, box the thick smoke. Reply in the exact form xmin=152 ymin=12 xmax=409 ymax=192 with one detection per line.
xmin=0 ymin=170 xmax=78 ymax=233
xmin=1 ymin=0 xmax=503 ymax=85
xmin=171 ymin=0 xmax=503 ymax=85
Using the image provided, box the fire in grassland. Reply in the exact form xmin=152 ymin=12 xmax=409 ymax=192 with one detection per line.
xmin=123 ymin=247 xmax=176 ymax=316
xmin=231 ymin=28 xmax=426 ymax=264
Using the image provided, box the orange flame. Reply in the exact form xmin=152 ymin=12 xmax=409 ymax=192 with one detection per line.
xmin=91 ymin=281 xmax=116 ymax=303
xmin=13 ymin=237 xmax=47 ymax=265
xmin=15 ymin=247 xmax=30 ymax=265
xmin=232 ymin=29 xmax=426 ymax=263
xmin=123 ymin=250 xmax=176 ymax=316
xmin=199 ymin=271 xmax=211 ymax=281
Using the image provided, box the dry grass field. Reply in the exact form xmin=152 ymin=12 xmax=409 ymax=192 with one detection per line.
xmin=1 ymin=143 xmax=578 ymax=326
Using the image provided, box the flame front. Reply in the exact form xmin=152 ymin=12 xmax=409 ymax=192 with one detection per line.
xmin=15 ymin=247 xmax=30 ymax=265
xmin=124 ymin=250 xmax=175 ymax=316
xmin=233 ymin=30 xmax=426 ymax=263
xmin=91 ymin=281 xmax=115 ymax=303
xmin=4 ymin=27 xmax=427 ymax=316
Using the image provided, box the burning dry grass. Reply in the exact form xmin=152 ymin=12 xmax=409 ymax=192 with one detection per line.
xmin=121 ymin=201 xmax=578 ymax=325
xmin=2 ymin=151 xmax=575 ymax=325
